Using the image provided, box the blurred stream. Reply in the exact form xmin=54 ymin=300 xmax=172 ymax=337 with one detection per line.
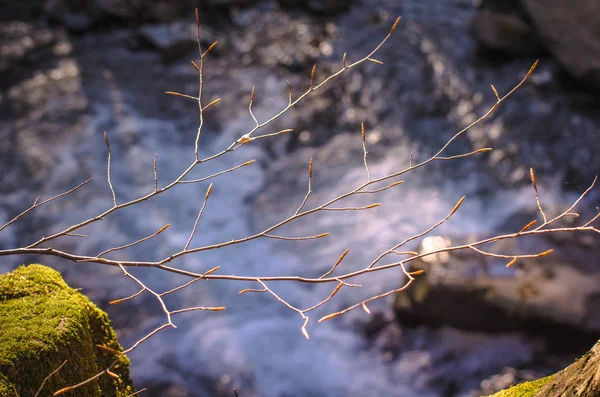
xmin=1 ymin=1 xmax=599 ymax=396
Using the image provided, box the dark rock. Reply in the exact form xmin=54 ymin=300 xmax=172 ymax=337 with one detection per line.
xmin=62 ymin=12 xmax=94 ymax=32
xmin=279 ymin=0 xmax=354 ymax=15
xmin=470 ymin=9 xmax=543 ymax=57
xmin=93 ymin=0 xmax=143 ymax=20
xmin=520 ymin=0 xmax=600 ymax=90
xmin=393 ymin=240 xmax=600 ymax=351
xmin=0 ymin=21 xmax=59 ymax=82
xmin=488 ymin=339 xmax=600 ymax=396
xmin=373 ymin=321 xmax=404 ymax=357
xmin=362 ymin=311 xmax=392 ymax=338
xmin=0 ymin=0 xmax=44 ymax=21
xmin=41 ymin=0 xmax=247 ymax=27
xmin=203 ymin=0 xmax=255 ymax=6
xmin=148 ymin=2 xmax=185 ymax=23
xmin=532 ymin=339 xmax=600 ymax=396
xmin=137 ymin=20 xmax=216 ymax=61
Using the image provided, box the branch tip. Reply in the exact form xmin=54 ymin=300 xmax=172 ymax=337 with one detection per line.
xmin=520 ymin=220 xmax=537 ymax=233
xmin=506 ymin=257 xmax=517 ymax=267
xmin=390 ymin=16 xmax=401 ymax=33
xmin=450 ymin=196 xmax=465 ymax=216
xmin=367 ymin=58 xmax=384 ymax=65
xmin=318 ymin=312 xmax=342 ymax=323
xmin=491 ymin=84 xmax=500 ymax=101
xmin=204 ymin=40 xmax=218 ymax=56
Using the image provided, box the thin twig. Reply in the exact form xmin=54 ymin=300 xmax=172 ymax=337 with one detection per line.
xmin=194 ymin=8 xmax=204 ymax=160
xmin=98 ymin=224 xmax=170 ymax=258
xmin=127 ymin=388 xmax=148 ymax=397
xmin=264 ymin=233 xmax=329 ymax=241
xmin=530 ymin=168 xmax=547 ymax=224
xmin=295 ymin=158 xmax=313 ymax=216
xmin=184 ymin=184 xmax=212 ymax=251
xmin=153 ymin=154 xmax=158 ymax=192
xmin=435 ymin=148 xmax=492 ymax=161
xmin=35 ymin=360 xmax=68 ymax=397
xmin=0 ymin=178 xmax=92 ymax=233
xmin=319 ymin=249 xmax=349 ymax=279
xmin=360 ymin=123 xmax=371 ymax=181
xmin=104 ymin=132 xmax=117 ymax=207
xmin=179 ymin=161 xmax=255 ymax=184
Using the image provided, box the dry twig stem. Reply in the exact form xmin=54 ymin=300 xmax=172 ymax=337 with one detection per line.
xmin=104 ymin=132 xmax=117 ymax=207
xmin=0 ymin=178 xmax=92 ymax=233
xmin=35 ymin=360 xmax=68 ymax=397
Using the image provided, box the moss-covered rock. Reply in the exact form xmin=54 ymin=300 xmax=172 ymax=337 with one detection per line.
xmin=484 ymin=375 xmax=553 ymax=397
xmin=485 ymin=338 xmax=600 ymax=396
xmin=0 ymin=264 xmax=135 ymax=397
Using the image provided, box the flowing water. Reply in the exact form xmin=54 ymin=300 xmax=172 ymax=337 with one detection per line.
xmin=1 ymin=1 xmax=599 ymax=396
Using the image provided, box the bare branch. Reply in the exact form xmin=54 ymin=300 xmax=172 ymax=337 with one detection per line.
xmin=104 ymin=132 xmax=117 ymax=207
xmin=264 ymin=232 xmax=329 ymax=241
xmin=361 ymin=123 xmax=371 ymax=182
xmin=530 ymin=168 xmax=547 ymax=224
xmin=127 ymin=388 xmax=148 ymax=397
xmin=98 ymin=224 xmax=170 ymax=258
xmin=295 ymin=158 xmax=313 ymax=216
xmin=165 ymin=91 xmax=198 ymax=101
xmin=35 ymin=360 xmax=68 ymax=397
xmin=179 ymin=160 xmax=256 ymax=185
xmin=357 ymin=180 xmax=404 ymax=194
xmin=286 ymin=80 xmax=293 ymax=106
xmin=538 ymin=175 xmax=597 ymax=229
xmin=584 ymin=211 xmax=600 ymax=227
xmin=367 ymin=196 xmax=465 ymax=269
xmin=0 ymin=178 xmax=92 ymax=233
xmin=194 ymin=7 xmax=205 ymax=160
xmin=319 ymin=280 xmax=417 ymax=323
xmin=319 ymin=248 xmax=349 ymax=279
xmin=171 ymin=306 xmax=226 ymax=315
xmin=468 ymin=245 xmax=554 ymax=260
xmin=153 ymin=154 xmax=158 ymax=192
xmin=435 ymin=148 xmax=492 ymax=161
xmin=65 ymin=233 xmax=88 ymax=238
xmin=323 ymin=203 xmax=381 ymax=211
xmin=109 ymin=288 xmax=144 ymax=305
xmin=160 ymin=266 xmax=220 ymax=297
xmin=184 ymin=183 xmax=212 ymax=251
xmin=248 ymin=86 xmax=259 ymax=126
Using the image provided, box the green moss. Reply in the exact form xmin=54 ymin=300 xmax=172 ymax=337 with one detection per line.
xmin=0 ymin=264 xmax=134 ymax=396
xmin=484 ymin=375 xmax=554 ymax=397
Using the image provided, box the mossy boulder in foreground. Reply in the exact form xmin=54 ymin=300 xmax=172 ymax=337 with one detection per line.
xmin=485 ymin=338 xmax=600 ymax=396
xmin=0 ymin=264 xmax=134 ymax=396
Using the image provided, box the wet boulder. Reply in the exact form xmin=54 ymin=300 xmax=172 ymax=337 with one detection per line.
xmin=394 ymin=236 xmax=600 ymax=349
xmin=470 ymin=9 xmax=542 ymax=57
xmin=519 ymin=0 xmax=600 ymax=90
